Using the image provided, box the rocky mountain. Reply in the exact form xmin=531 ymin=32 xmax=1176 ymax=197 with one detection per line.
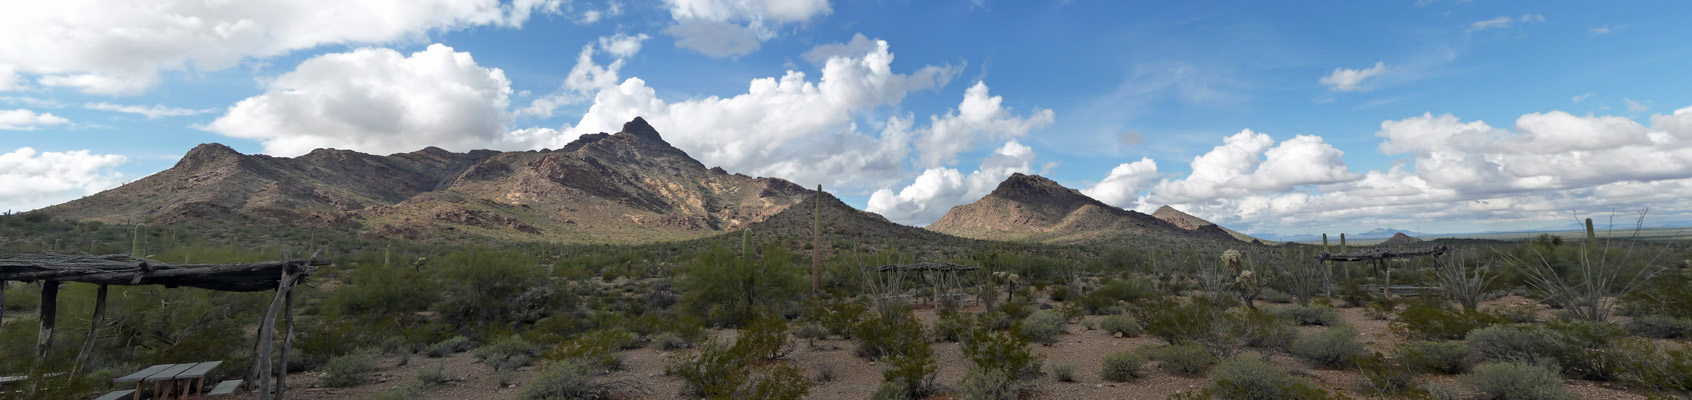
xmin=1379 ymin=232 xmax=1425 ymax=246
xmin=925 ymin=173 xmax=1238 ymax=244
xmin=1151 ymin=205 xmax=1265 ymax=243
xmin=41 ymin=117 xmax=839 ymax=244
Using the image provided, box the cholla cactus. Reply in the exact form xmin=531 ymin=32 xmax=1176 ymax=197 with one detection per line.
xmin=1221 ymin=250 xmax=1243 ymax=270
xmin=1222 ymin=249 xmax=1263 ymax=310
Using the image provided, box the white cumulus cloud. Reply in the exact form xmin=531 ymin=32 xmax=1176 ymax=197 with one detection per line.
xmin=84 ymin=102 xmax=212 ymax=119
xmin=916 ymin=82 xmax=1056 ymax=167
xmin=537 ymin=36 xmax=961 ymax=191
xmin=203 ymin=44 xmax=516 ymax=156
xmin=0 ymin=147 xmax=127 ymax=212
xmin=0 ymin=0 xmax=562 ymax=95
xmin=0 ymin=109 xmax=70 ymax=130
xmin=520 ymin=33 xmax=651 ymax=119
xmin=662 ymin=0 xmax=832 ymax=58
xmin=1082 ymin=157 xmax=1159 ymax=209
xmin=1319 ymin=62 xmax=1388 ymax=92
xmin=868 ymin=140 xmax=1038 ymax=225
xmin=1147 ymin=130 xmax=1358 ymax=205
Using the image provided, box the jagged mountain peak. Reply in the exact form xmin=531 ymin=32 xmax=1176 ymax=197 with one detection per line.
xmin=619 ymin=116 xmax=669 ymax=146
xmin=174 ymin=142 xmax=243 ymax=169
xmin=1152 ymin=205 xmax=1265 ymax=243
xmin=929 ymin=174 xmax=1237 ymax=244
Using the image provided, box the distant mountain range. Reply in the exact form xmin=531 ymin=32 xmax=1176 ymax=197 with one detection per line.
xmin=39 ymin=117 xmax=1247 ymax=247
xmin=1250 ymin=228 xmax=1428 ymax=243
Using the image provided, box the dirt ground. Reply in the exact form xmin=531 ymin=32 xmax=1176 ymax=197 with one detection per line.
xmin=221 ymin=295 xmax=1657 ymax=400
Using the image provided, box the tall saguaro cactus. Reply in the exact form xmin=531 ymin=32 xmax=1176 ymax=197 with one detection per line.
xmin=812 ymin=185 xmax=822 ymax=295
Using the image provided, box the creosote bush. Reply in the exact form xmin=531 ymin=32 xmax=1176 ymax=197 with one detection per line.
xmin=1052 ymin=362 xmax=1076 ymax=382
xmin=427 ymin=336 xmax=474 ymax=358
xmin=1100 ymin=350 xmax=1146 ymax=382
xmin=956 ymin=368 xmax=1019 ymax=400
xmin=1624 ymin=315 xmax=1692 ymax=339
xmin=1393 ymin=301 xmax=1510 ymax=341
xmin=475 ymin=335 xmax=541 ymax=371
xmin=1149 ymin=342 xmax=1215 ymax=377
xmin=961 ymin=326 xmax=1040 ymax=379
xmin=667 ymin=313 xmax=810 ymax=399
xmin=1099 ymin=315 xmax=1141 ymax=337
xmin=1269 ymin=304 xmax=1341 ymax=326
xmin=1209 ymin=356 xmax=1329 ymax=400
xmin=1020 ymin=310 xmax=1066 ymax=346
xmin=1396 ymin=341 xmax=1470 ymax=374
xmin=321 ymin=351 xmax=379 ymax=388
xmin=521 ymin=359 xmax=624 ymax=400
xmin=1290 ymin=326 xmax=1364 ymax=369
xmin=1462 ymin=361 xmax=1573 ymax=400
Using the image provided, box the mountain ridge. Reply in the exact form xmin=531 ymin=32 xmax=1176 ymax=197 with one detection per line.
xmin=925 ymin=173 xmax=1240 ymax=244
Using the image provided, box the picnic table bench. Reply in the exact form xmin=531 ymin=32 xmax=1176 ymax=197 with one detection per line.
xmin=109 ymin=361 xmax=228 ymax=400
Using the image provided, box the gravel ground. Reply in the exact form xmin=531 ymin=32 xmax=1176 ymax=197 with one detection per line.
xmin=220 ymin=295 xmax=1659 ymax=400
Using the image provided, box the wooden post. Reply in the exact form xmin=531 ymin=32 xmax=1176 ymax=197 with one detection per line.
xmin=256 ymin=268 xmax=289 ymax=397
xmin=1377 ymin=259 xmax=1389 ymax=298
xmin=37 ymin=280 xmax=60 ymax=359
xmin=1 ymin=281 xmax=7 ymax=326
xmin=275 ymin=276 xmax=296 ymax=400
xmin=73 ymin=284 xmax=108 ymax=375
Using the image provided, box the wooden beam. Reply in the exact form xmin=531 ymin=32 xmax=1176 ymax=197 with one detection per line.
xmin=37 ymin=280 xmax=59 ymax=359
xmin=0 ymin=257 xmax=328 ymax=292
xmin=73 ymin=284 xmax=108 ymax=375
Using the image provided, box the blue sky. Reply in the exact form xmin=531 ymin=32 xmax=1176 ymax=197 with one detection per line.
xmin=3 ymin=0 xmax=1691 ymax=236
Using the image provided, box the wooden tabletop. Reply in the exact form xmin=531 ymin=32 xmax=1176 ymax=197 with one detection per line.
xmin=114 ymin=364 xmax=177 ymax=383
xmin=114 ymin=361 xmax=223 ymax=384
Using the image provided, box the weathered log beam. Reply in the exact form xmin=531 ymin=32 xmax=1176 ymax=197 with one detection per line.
xmin=37 ymin=281 xmax=59 ymax=359
xmin=0 ymin=259 xmax=326 ymax=292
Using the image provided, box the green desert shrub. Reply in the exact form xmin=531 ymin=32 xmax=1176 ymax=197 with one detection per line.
xmin=679 ymin=244 xmax=805 ymax=327
xmin=521 ymin=359 xmax=620 ymax=400
xmin=1393 ymin=301 xmax=1510 ymax=341
xmin=956 ymin=368 xmax=1019 ymax=400
xmin=1236 ymin=309 xmax=1297 ymax=350
xmin=1289 ymin=326 xmax=1364 ymax=369
xmin=1462 ymin=361 xmax=1573 ymax=400
xmin=1396 ymin=341 xmax=1470 ymax=374
xmin=1100 ymin=350 xmax=1146 ymax=382
xmin=1131 ymin=297 xmax=1228 ymax=346
xmin=320 ymin=351 xmax=379 ymax=388
xmin=368 ymin=381 xmax=429 ymax=400
xmin=1048 ymin=286 xmax=1071 ymax=302
xmin=1624 ymin=315 xmax=1692 ymax=339
xmin=1269 ymin=304 xmax=1341 ymax=326
xmin=415 ymin=363 xmax=450 ymax=386
xmin=655 ymin=332 xmax=691 ymax=351
xmin=1020 ymin=310 xmax=1066 ymax=346
xmin=1259 ymin=288 xmax=1295 ymax=304
xmin=1052 ymin=362 xmax=1076 ymax=382
xmin=1620 ymin=270 xmax=1692 ymax=319
xmin=475 ymin=335 xmax=541 ymax=371
xmin=871 ymin=381 xmax=912 ymax=400
xmin=667 ymin=313 xmax=811 ymax=399
xmin=1150 ymin=342 xmax=1215 ymax=377
xmin=930 ymin=310 xmax=971 ymax=342
xmin=426 ymin=336 xmax=474 ymax=358
xmin=1099 ymin=315 xmax=1141 ymax=337
xmin=1209 ymin=356 xmax=1328 ymax=400
xmin=1615 ymin=341 xmax=1692 ymax=394
xmin=1076 ymin=280 xmax=1157 ymax=314
xmin=961 ymin=327 xmax=1040 ymax=379
xmin=1465 ymin=320 xmax=1625 ymax=380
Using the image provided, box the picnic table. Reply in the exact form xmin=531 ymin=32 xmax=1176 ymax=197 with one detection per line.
xmin=111 ymin=361 xmax=222 ymax=400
